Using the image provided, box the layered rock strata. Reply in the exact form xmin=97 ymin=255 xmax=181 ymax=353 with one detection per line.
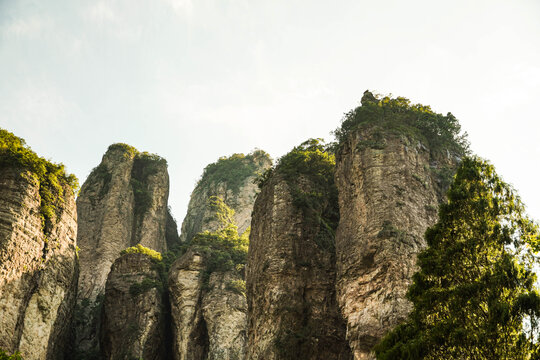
xmin=335 ymin=129 xmax=454 ymax=359
xmin=75 ymin=144 xmax=172 ymax=357
xmin=101 ymin=253 xmax=165 ymax=360
xmin=0 ymin=167 xmax=78 ymax=360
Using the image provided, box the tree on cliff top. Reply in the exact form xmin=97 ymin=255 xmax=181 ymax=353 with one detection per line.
xmin=374 ymin=156 xmax=540 ymax=360
xmin=333 ymin=91 xmax=469 ymax=157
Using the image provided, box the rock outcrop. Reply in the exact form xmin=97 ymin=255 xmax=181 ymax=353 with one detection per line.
xmin=167 ymin=151 xmax=270 ymax=360
xmin=0 ymin=130 xmax=78 ymax=360
xmin=180 ymin=151 xmax=272 ymax=243
xmin=202 ymin=271 xmax=247 ymax=360
xmin=168 ymin=249 xmax=208 ymax=360
xmin=74 ymin=143 xmax=173 ymax=358
xmin=333 ymin=92 xmax=461 ymax=359
xmin=101 ymin=252 xmax=165 ymax=360
xmin=169 ymin=204 xmax=250 ymax=359
xmin=246 ymin=140 xmax=352 ymax=360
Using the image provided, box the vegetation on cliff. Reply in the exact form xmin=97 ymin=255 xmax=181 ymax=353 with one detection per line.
xmin=374 ymin=157 xmax=540 ymax=359
xmin=191 ymin=196 xmax=249 ymax=289
xmin=197 ymin=150 xmax=271 ymax=195
xmin=0 ymin=349 xmax=22 ymax=360
xmin=333 ymin=91 xmax=469 ymax=157
xmin=0 ymin=128 xmax=78 ymax=234
xmin=258 ymin=138 xmax=339 ymax=250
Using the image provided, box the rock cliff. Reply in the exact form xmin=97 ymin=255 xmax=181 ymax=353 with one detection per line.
xmin=169 ymin=197 xmax=250 ymax=360
xmin=101 ymin=251 xmax=165 ymax=360
xmin=333 ymin=92 xmax=464 ymax=359
xmin=167 ymin=151 xmax=270 ymax=360
xmin=246 ymin=140 xmax=352 ymax=360
xmin=74 ymin=143 xmax=173 ymax=358
xmin=180 ymin=150 xmax=272 ymax=243
xmin=168 ymin=249 xmax=208 ymax=360
xmin=0 ymin=129 xmax=78 ymax=359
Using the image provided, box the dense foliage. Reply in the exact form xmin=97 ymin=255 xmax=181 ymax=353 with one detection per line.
xmin=197 ymin=150 xmax=271 ymax=195
xmin=374 ymin=157 xmax=540 ymax=360
xmin=0 ymin=128 xmax=78 ymax=234
xmin=191 ymin=196 xmax=249 ymax=288
xmin=333 ymin=91 xmax=469 ymax=157
xmin=0 ymin=349 xmax=22 ymax=360
xmin=259 ymin=138 xmax=338 ymax=250
xmin=120 ymin=243 xmax=163 ymax=262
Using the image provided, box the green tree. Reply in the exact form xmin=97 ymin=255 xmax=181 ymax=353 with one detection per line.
xmin=0 ymin=349 xmax=22 ymax=360
xmin=374 ymin=156 xmax=540 ymax=360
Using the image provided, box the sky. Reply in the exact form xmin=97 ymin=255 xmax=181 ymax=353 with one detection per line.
xmin=1 ymin=0 xmax=539 ymax=224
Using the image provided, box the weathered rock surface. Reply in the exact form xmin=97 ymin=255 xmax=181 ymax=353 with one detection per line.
xmin=0 ymin=168 xmax=78 ymax=360
xmin=180 ymin=151 xmax=272 ymax=243
xmin=335 ymin=129 xmax=453 ymax=359
xmin=169 ymin=246 xmax=248 ymax=360
xmin=202 ymin=271 xmax=247 ymax=360
xmin=168 ymin=151 xmax=270 ymax=360
xmin=75 ymin=144 xmax=172 ymax=357
xmin=246 ymin=174 xmax=351 ymax=360
xmin=168 ymin=249 xmax=208 ymax=360
xmin=101 ymin=253 xmax=165 ymax=360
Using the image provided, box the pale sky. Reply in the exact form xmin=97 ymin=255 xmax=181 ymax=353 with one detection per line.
xmin=1 ymin=0 xmax=539 ymax=223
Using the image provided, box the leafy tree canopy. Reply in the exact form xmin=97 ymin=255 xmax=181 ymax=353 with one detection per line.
xmin=374 ymin=156 xmax=540 ymax=360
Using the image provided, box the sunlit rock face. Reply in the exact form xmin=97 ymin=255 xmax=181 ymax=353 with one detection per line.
xmin=246 ymin=173 xmax=352 ymax=360
xmin=74 ymin=144 xmax=173 ymax=358
xmin=0 ymin=168 xmax=78 ymax=360
xmin=179 ymin=150 xmax=272 ymax=244
xmin=101 ymin=252 xmax=165 ymax=360
xmin=334 ymin=128 xmax=454 ymax=359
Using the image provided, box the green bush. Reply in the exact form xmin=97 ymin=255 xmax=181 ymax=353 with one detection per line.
xmin=121 ymin=244 xmax=163 ymax=262
xmin=0 ymin=128 xmax=78 ymax=234
xmin=0 ymin=349 xmax=22 ymax=360
xmin=333 ymin=91 xmax=469 ymax=157
xmin=226 ymin=279 xmax=246 ymax=295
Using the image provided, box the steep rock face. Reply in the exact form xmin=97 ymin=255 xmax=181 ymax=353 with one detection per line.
xmin=168 ymin=249 xmax=208 ymax=360
xmin=0 ymin=167 xmax=78 ymax=360
xmin=335 ymin=130 xmax=453 ymax=359
xmin=246 ymin=142 xmax=352 ymax=360
xmin=180 ymin=151 xmax=272 ymax=243
xmin=75 ymin=144 xmax=171 ymax=357
xmin=168 ymin=249 xmax=248 ymax=360
xmin=168 ymin=151 xmax=270 ymax=360
xmin=101 ymin=253 xmax=165 ymax=360
xmin=202 ymin=271 xmax=247 ymax=360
